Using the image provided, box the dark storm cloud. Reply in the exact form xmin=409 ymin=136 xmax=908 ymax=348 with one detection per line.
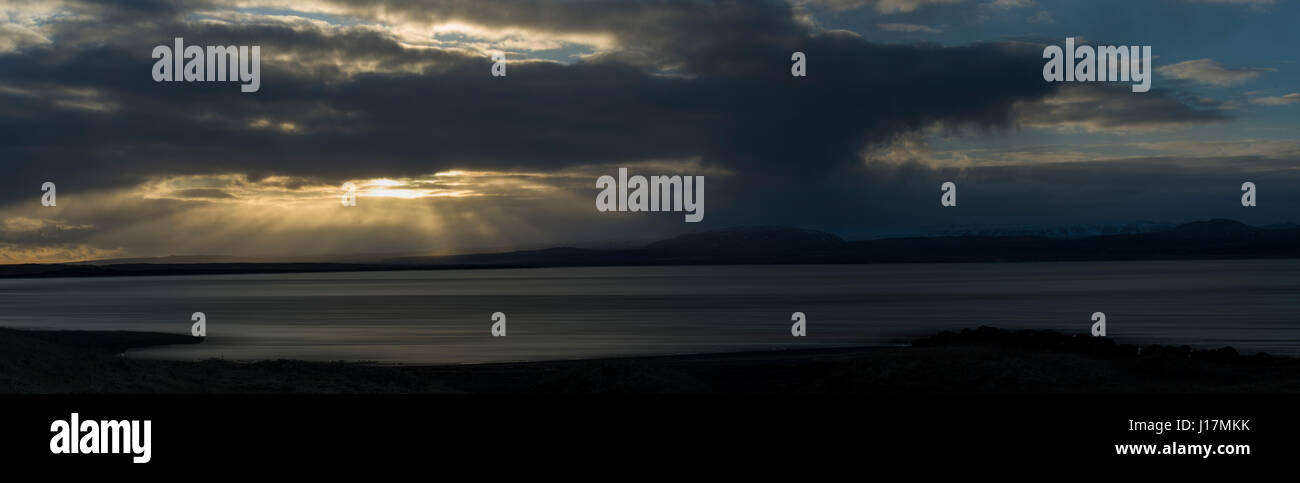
xmin=0 ymin=0 xmax=1229 ymax=233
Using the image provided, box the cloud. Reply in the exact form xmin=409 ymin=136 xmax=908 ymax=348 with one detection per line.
xmin=1249 ymin=93 xmax=1300 ymax=105
xmin=0 ymin=243 xmax=124 ymax=264
xmin=0 ymin=23 xmax=52 ymax=53
xmin=0 ymin=1 xmax=1063 ymax=200
xmin=1013 ymin=85 xmax=1228 ymax=133
xmin=877 ymin=23 xmax=942 ymax=33
xmin=934 ymin=139 xmax=1300 ymax=168
xmin=1025 ymin=10 xmax=1054 ymax=23
xmin=796 ymin=0 xmax=964 ymax=13
xmin=1 ymin=216 xmax=94 ymax=235
xmin=1182 ymin=0 xmax=1276 ymax=6
xmin=989 ymin=0 xmax=1036 ymax=8
xmin=1157 ymin=59 xmax=1273 ymax=86
xmin=0 ymin=0 xmax=1279 ymax=261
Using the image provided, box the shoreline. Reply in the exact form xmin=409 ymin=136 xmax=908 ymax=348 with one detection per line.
xmin=5 ymin=256 xmax=1300 ymax=280
xmin=3 ymin=326 xmax=1298 ymax=394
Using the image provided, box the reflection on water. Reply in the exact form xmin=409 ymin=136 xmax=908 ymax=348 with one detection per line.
xmin=0 ymin=260 xmax=1297 ymax=363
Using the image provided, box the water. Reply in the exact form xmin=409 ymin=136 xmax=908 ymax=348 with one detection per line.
xmin=0 ymin=260 xmax=1297 ymax=363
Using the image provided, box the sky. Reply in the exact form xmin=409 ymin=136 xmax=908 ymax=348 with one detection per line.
xmin=0 ymin=0 xmax=1297 ymax=263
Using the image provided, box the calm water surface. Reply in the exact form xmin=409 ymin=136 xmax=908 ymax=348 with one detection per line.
xmin=0 ymin=260 xmax=1296 ymax=363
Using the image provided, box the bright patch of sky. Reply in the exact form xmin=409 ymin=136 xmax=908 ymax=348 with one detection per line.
xmin=197 ymin=7 xmax=598 ymax=63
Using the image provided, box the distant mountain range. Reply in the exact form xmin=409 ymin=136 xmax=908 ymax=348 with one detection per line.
xmin=917 ymin=221 xmax=1177 ymax=239
xmin=4 ymin=219 xmax=1299 ymax=278
xmin=388 ymin=219 xmax=1300 ymax=267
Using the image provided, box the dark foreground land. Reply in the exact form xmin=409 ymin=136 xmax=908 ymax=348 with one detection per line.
xmin=2 ymin=326 xmax=1298 ymax=394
